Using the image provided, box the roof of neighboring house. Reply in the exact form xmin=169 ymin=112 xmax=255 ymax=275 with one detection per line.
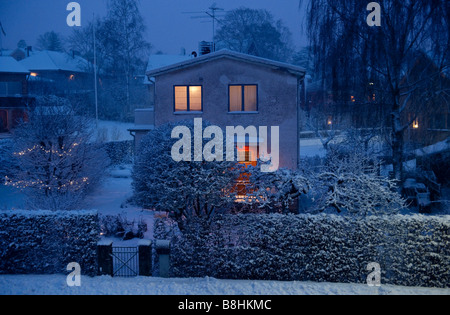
xmin=0 ymin=56 xmax=30 ymax=74
xmin=146 ymin=49 xmax=306 ymax=78
xmin=19 ymin=50 xmax=90 ymax=73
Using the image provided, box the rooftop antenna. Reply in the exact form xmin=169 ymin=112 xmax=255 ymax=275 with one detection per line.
xmin=183 ymin=3 xmax=225 ymax=51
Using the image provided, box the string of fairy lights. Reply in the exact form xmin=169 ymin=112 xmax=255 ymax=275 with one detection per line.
xmin=4 ymin=176 xmax=89 ymax=190
xmin=13 ymin=142 xmax=80 ymax=157
xmin=4 ymin=141 xmax=89 ymax=191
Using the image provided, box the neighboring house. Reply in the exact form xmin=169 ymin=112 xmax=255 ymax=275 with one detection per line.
xmin=19 ymin=50 xmax=90 ymax=96
xmin=132 ymin=49 xmax=306 ymax=169
xmin=0 ymin=56 xmax=32 ymax=133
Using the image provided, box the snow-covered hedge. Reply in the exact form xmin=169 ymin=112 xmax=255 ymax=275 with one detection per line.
xmin=0 ymin=210 xmax=99 ymax=276
xmin=171 ymin=214 xmax=450 ymax=288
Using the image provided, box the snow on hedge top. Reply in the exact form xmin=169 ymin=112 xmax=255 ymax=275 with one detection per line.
xmin=0 ymin=209 xmax=98 ymax=218
xmin=0 ymin=56 xmax=30 ymax=74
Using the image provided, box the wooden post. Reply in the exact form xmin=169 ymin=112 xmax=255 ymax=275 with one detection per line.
xmin=97 ymin=240 xmax=113 ymax=276
xmin=156 ymin=240 xmax=170 ymax=278
xmin=138 ymin=240 xmax=152 ymax=277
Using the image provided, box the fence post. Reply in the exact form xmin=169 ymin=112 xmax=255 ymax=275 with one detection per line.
xmin=138 ymin=240 xmax=152 ymax=277
xmin=156 ymin=240 xmax=170 ymax=278
xmin=97 ymin=240 xmax=113 ymax=276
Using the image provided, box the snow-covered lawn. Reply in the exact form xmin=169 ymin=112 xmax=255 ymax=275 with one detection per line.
xmin=0 ymin=275 xmax=448 ymax=295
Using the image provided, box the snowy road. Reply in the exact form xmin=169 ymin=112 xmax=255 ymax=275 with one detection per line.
xmin=0 ymin=275 xmax=448 ymax=295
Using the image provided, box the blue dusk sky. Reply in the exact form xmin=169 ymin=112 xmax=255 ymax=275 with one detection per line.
xmin=0 ymin=0 xmax=309 ymax=55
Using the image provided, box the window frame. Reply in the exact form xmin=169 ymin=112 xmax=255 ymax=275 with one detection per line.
xmin=228 ymin=84 xmax=259 ymax=113
xmin=173 ymin=85 xmax=203 ymax=113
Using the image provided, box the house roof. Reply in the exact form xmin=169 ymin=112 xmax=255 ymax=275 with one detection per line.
xmin=0 ymin=56 xmax=30 ymax=74
xmin=146 ymin=49 xmax=306 ymax=78
xmin=144 ymin=54 xmax=192 ymax=84
xmin=19 ymin=50 xmax=90 ymax=73
xmin=146 ymin=54 xmax=193 ymax=72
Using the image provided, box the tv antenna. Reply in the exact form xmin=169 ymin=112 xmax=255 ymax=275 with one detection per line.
xmin=183 ymin=3 xmax=226 ymax=51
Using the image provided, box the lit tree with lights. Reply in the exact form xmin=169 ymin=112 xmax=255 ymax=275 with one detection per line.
xmin=5 ymin=96 xmax=108 ymax=210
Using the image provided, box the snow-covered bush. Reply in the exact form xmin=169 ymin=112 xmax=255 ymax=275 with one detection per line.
xmin=132 ymin=120 xmax=243 ymax=231
xmin=171 ymin=214 xmax=450 ymax=288
xmin=6 ymin=96 xmax=109 ymax=210
xmin=99 ymin=214 xmax=147 ymax=240
xmin=243 ymin=164 xmax=310 ymax=213
xmin=0 ymin=210 xmax=99 ymax=276
xmin=309 ymin=149 xmax=405 ymax=216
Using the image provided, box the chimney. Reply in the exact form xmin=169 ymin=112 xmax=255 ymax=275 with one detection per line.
xmin=26 ymin=46 xmax=32 ymax=57
xmin=198 ymin=41 xmax=214 ymax=56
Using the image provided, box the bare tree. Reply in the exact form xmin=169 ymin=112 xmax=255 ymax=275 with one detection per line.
xmin=36 ymin=31 xmax=65 ymax=52
xmin=216 ymin=7 xmax=294 ymax=62
xmin=6 ymin=96 xmax=108 ymax=210
xmin=100 ymin=0 xmax=151 ymax=118
xmin=301 ymin=0 xmax=450 ymax=184
xmin=312 ymin=149 xmax=405 ymax=216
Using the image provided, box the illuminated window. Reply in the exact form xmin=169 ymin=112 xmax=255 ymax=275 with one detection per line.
xmin=174 ymin=86 xmax=202 ymax=112
xmin=229 ymin=85 xmax=258 ymax=112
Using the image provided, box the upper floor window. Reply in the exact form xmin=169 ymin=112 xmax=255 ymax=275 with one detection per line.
xmin=174 ymin=85 xmax=202 ymax=112
xmin=229 ymin=85 xmax=258 ymax=112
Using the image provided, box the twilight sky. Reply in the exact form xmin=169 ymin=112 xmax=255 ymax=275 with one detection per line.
xmin=0 ymin=0 xmax=308 ymax=55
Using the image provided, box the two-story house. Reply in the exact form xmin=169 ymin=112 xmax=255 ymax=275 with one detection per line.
xmin=131 ymin=49 xmax=306 ymax=170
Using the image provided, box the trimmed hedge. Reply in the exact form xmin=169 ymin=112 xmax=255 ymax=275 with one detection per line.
xmin=0 ymin=210 xmax=99 ymax=276
xmin=171 ymin=214 xmax=450 ymax=288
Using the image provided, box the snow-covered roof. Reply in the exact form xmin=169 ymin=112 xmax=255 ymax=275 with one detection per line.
xmin=146 ymin=54 xmax=192 ymax=72
xmin=146 ymin=49 xmax=306 ymax=78
xmin=0 ymin=56 xmax=30 ymax=74
xmin=415 ymin=138 xmax=450 ymax=157
xmin=19 ymin=50 xmax=90 ymax=73
xmin=144 ymin=54 xmax=192 ymax=84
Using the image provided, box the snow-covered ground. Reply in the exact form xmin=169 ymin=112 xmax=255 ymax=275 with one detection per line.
xmin=0 ymin=274 xmax=448 ymax=295
xmin=84 ymin=164 xmax=155 ymax=243
xmin=0 ymin=185 xmax=25 ymax=210
xmin=299 ymin=138 xmax=327 ymax=158
xmin=95 ymin=120 xmax=135 ymax=142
